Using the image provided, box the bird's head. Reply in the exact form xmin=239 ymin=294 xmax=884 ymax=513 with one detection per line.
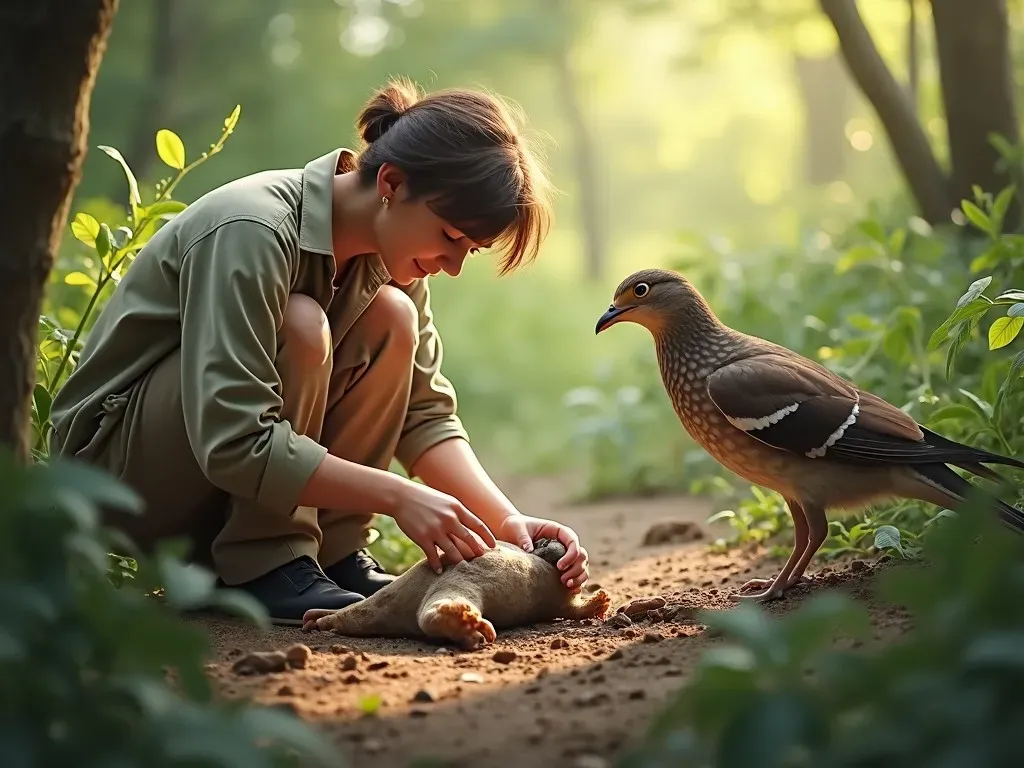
xmin=595 ymin=268 xmax=713 ymax=336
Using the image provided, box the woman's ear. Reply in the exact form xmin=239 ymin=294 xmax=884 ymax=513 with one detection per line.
xmin=376 ymin=162 xmax=407 ymax=201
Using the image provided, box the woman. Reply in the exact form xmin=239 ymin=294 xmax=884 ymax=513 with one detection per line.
xmin=50 ymin=77 xmax=590 ymax=625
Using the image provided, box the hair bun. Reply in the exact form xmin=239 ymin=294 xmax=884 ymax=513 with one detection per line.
xmin=356 ymin=76 xmax=422 ymax=144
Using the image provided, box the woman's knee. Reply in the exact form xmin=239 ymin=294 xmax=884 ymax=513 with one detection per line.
xmin=359 ymin=285 xmax=419 ymax=351
xmin=281 ymin=294 xmax=331 ymax=371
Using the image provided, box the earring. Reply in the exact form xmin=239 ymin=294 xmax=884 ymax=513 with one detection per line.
xmin=381 ymin=195 xmax=389 ymax=206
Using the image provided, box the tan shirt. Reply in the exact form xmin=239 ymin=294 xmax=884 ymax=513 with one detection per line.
xmin=50 ymin=147 xmax=467 ymax=511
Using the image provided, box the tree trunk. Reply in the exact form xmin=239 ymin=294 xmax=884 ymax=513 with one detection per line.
xmin=552 ymin=0 xmax=606 ymax=282
xmin=931 ymin=0 xmax=1021 ymax=230
xmin=120 ymin=0 xmax=181 ymax=191
xmin=0 ymin=0 xmax=119 ymax=462
xmin=794 ymin=52 xmax=849 ymax=185
xmin=818 ymin=0 xmax=956 ymax=224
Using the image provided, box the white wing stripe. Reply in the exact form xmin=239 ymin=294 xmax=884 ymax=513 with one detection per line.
xmin=806 ymin=402 xmax=859 ymax=458
xmin=727 ymin=403 xmax=800 ymax=432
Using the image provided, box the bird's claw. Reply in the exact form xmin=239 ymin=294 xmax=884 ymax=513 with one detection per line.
xmin=731 ymin=574 xmax=812 ymax=602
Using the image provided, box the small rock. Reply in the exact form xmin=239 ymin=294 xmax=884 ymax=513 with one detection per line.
xmin=277 ymin=685 xmax=295 ymax=696
xmin=628 ymin=689 xmax=646 ymax=700
xmin=608 ymin=648 xmax=624 ymax=661
xmin=850 ymin=560 xmax=868 ymax=572
xmin=460 ymin=672 xmax=484 ymax=684
xmin=619 ymin=597 xmax=667 ymax=618
xmin=342 ymin=674 xmax=363 ymax=684
xmin=285 ymin=644 xmax=312 ymax=669
xmin=232 ymin=650 xmax=288 ymax=676
xmin=492 ymin=650 xmax=517 ymax=664
xmin=367 ymin=660 xmax=389 ymax=671
xmin=574 ymin=690 xmax=611 ymax=706
xmin=642 ymin=632 xmax=664 ymax=644
xmin=662 ymin=605 xmax=697 ymax=623
xmin=329 ymin=644 xmax=349 ymax=654
xmin=605 ymin=613 xmax=632 ymax=629
xmin=409 ymin=708 xmax=430 ymax=718
xmin=411 ymin=689 xmax=436 ymax=703
xmin=340 ymin=655 xmax=358 ymax=671
xmin=551 ymin=638 xmax=570 ymax=650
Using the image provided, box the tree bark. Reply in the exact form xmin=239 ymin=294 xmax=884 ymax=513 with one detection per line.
xmin=818 ymin=0 xmax=956 ymax=224
xmin=931 ymin=0 xmax=1021 ymax=230
xmin=552 ymin=0 xmax=607 ymax=282
xmin=0 ymin=0 xmax=120 ymax=462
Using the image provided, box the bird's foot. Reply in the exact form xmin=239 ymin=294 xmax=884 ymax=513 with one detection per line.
xmin=731 ymin=574 xmax=812 ymax=603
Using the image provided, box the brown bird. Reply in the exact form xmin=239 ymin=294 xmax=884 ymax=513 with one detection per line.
xmin=595 ymin=268 xmax=1024 ymax=601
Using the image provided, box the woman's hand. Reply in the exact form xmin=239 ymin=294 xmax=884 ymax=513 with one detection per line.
xmin=390 ymin=479 xmax=498 ymax=573
xmin=499 ymin=515 xmax=590 ymax=592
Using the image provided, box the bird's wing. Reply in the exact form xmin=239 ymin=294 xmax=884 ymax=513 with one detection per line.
xmin=706 ymin=353 xmax=929 ymax=462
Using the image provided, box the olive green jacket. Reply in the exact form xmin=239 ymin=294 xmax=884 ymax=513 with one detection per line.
xmin=49 ymin=147 xmax=467 ymax=511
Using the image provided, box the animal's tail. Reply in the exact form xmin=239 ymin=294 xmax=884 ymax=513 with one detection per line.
xmin=919 ymin=426 xmax=1024 ymax=476
xmin=909 ymin=461 xmax=1024 ymax=534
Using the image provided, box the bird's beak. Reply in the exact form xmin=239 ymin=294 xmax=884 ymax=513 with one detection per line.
xmin=595 ymin=304 xmax=632 ymax=334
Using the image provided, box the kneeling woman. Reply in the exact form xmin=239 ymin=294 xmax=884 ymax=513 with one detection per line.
xmin=50 ymin=77 xmax=590 ymax=625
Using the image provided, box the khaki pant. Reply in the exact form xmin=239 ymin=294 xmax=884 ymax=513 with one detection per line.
xmin=94 ymin=286 xmax=417 ymax=585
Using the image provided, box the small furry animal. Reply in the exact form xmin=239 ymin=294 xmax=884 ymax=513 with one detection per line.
xmin=301 ymin=539 xmax=612 ymax=649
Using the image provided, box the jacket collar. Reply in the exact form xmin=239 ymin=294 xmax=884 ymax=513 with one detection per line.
xmin=299 ymin=147 xmax=391 ymax=285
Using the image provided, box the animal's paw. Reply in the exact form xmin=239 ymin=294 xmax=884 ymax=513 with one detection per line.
xmin=420 ymin=599 xmax=497 ymax=650
xmin=301 ymin=608 xmax=342 ymax=632
xmin=576 ymin=588 xmax=612 ymax=620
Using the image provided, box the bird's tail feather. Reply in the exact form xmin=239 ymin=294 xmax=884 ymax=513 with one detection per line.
xmin=910 ymin=462 xmax=1024 ymax=534
xmin=921 ymin=426 xmax=1024 ymax=472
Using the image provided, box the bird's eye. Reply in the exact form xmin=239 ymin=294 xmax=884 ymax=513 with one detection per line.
xmin=633 ymin=282 xmax=650 ymax=298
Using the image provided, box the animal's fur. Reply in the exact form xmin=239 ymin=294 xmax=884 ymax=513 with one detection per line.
xmin=301 ymin=539 xmax=611 ymax=649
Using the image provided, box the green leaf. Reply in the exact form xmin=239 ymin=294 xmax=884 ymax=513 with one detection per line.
xmin=856 ymin=219 xmax=887 ymax=244
xmin=701 ymin=603 xmax=783 ymax=665
xmin=888 ymin=227 xmax=907 ymax=256
xmin=963 ymin=631 xmax=1024 ymax=671
xmin=64 ymin=271 xmax=96 ymax=287
xmin=835 ymin=244 xmax=880 ymax=274
xmin=70 ymin=212 xmax=100 ymax=247
xmin=32 ymin=383 xmax=52 ymax=426
xmin=145 ymin=200 xmax=188 ymax=219
xmin=224 ymin=104 xmax=242 ymax=134
xmin=717 ymin=691 xmax=826 ymax=768
xmin=926 ymin=404 xmax=981 ymax=425
xmin=962 ymin=200 xmax=994 ymax=236
xmin=95 ymin=223 xmax=112 ymax=259
xmin=359 ymin=693 xmax=383 ymax=716
xmin=158 ymin=556 xmax=217 ymax=609
xmin=156 ymin=128 xmax=186 ymax=170
xmin=1008 ymin=303 xmax=1024 ymax=318
xmin=928 ymin=297 xmax=990 ymax=350
xmin=958 ymin=388 xmax=995 ymax=419
xmin=956 ymin=276 xmax=993 ymax=308
xmin=992 ymin=185 xmax=1015 ymax=230
xmin=874 ymin=525 xmax=904 ymax=557
xmin=98 ymin=144 xmax=142 ymax=212
xmin=988 ymin=316 xmax=1023 ymax=350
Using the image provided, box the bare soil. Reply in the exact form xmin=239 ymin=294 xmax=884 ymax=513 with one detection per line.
xmin=192 ymin=475 xmax=913 ymax=768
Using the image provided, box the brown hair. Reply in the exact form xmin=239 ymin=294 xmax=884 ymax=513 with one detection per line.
xmin=355 ymin=76 xmax=554 ymax=274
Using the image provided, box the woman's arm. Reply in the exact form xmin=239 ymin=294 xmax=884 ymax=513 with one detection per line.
xmin=408 ymin=436 xmax=522 ymax=535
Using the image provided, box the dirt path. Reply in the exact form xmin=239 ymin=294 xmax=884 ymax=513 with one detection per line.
xmin=194 ymin=476 xmax=910 ymax=767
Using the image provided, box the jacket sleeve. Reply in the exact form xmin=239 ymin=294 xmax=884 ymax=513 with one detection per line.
xmin=177 ymin=218 xmax=328 ymax=510
xmin=393 ymin=277 xmax=469 ymax=472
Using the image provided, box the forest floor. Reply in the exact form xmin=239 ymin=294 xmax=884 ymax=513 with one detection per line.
xmin=191 ymin=473 xmax=913 ymax=768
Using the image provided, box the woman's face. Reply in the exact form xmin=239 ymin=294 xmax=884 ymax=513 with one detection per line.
xmin=373 ymin=165 xmax=483 ymax=286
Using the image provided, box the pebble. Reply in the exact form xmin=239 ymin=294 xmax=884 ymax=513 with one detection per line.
xmin=411 ymin=689 xmax=436 ymax=703
xmin=492 ymin=650 xmax=517 ymax=664
xmin=285 ymin=644 xmax=312 ymax=669
xmin=551 ymin=638 xmax=570 ymax=650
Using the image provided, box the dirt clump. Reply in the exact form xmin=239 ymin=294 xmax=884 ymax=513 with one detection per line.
xmin=642 ymin=520 xmax=703 ymax=546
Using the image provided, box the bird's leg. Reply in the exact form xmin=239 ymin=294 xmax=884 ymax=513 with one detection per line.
xmin=778 ymin=503 xmax=828 ymax=590
xmin=734 ymin=499 xmax=812 ymax=602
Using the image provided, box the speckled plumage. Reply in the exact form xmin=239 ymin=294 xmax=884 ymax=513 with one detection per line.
xmin=597 ymin=268 xmax=1024 ymax=601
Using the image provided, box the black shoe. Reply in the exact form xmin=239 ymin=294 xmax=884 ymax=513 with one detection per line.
xmin=230 ymin=555 xmax=365 ymax=626
xmin=323 ymin=549 xmax=396 ymax=597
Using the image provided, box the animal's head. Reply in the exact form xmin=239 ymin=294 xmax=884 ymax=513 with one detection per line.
xmin=530 ymin=537 xmax=567 ymax=567
xmin=594 ymin=268 xmax=715 ymax=336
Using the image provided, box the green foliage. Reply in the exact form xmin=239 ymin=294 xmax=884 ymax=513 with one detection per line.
xmin=0 ymin=447 xmax=335 ymax=767
xmin=617 ymin=485 xmax=1024 ymax=768
xmin=33 ymin=106 xmax=242 ymax=463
